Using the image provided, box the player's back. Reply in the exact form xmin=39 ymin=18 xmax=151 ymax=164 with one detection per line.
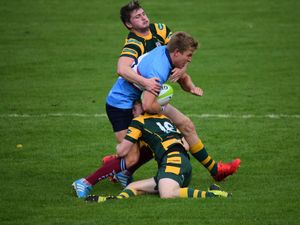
xmin=133 ymin=113 xmax=184 ymax=162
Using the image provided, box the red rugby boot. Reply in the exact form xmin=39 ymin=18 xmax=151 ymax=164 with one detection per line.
xmin=213 ymin=159 xmax=241 ymax=182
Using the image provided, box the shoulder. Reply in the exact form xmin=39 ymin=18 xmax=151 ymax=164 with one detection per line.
xmin=143 ymin=113 xmax=169 ymax=121
xmin=151 ymin=23 xmax=168 ymax=31
xmin=132 ymin=113 xmax=166 ymax=124
xmin=126 ymin=32 xmax=144 ymax=45
xmin=132 ymin=115 xmax=146 ymax=125
xmin=150 ymin=23 xmax=172 ymax=44
xmin=120 ymin=33 xmax=145 ymax=59
xmin=138 ymin=46 xmax=167 ymax=68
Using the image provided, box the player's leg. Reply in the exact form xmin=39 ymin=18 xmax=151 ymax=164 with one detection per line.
xmin=162 ymin=104 xmax=218 ymax=175
xmin=73 ymin=142 xmax=143 ymax=198
xmin=105 ymin=103 xmax=135 ymax=184
xmin=158 ymin=178 xmax=230 ymax=198
xmin=162 ymin=104 xmax=240 ymax=181
xmin=105 ymin=178 xmax=157 ymax=201
xmin=156 ymin=148 xmax=192 ymax=199
xmin=157 ymin=153 xmax=230 ymax=199
xmin=105 ymin=103 xmax=154 ymax=186
xmin=114 ymin=143 xmax=140 ymax=186
xmin=85 ymin=178 xmax=158 ymax=203
xmin=106 ymin=103 xmax=133 ymax=143
xmin=72 ymin=155 xmax=127 ymax=198
xmin=121 ymin=177 xmax=158 ymax=197
xmin=179 ymin=186 xmax=230 ymax=198
xmin=158 ymin=178 xmax=181 ymax=198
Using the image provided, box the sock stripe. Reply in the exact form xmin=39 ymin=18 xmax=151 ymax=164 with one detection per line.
xmin=190 ymin=140 xmax=204 ymax=154
xmin=207 ymin=160 xmax=216 ymax=171
xmin=119 ymin=192 xmax=129 ymax=198
xmin=120 ymin=158 xmax=126 ymax=171
xmin=201 ymin=156 xmax=211 ymax=165
xmin=193 ymin=189 xmax=199 ymax=198
xmin=180 ymin=188 xmax=209 ymax=199
xmin=179 ymin=188 xmax=188 ymax=198
xmin=117 ymin=188 xmax=137 ymax=199
xmin=129 ymin=188 xmax=137 ymax=196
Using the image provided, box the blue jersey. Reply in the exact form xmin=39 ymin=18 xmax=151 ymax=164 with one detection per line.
xmin=106 ymin=46 xmax=173 ymax=109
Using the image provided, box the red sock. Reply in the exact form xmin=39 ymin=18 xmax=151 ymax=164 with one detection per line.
xmin=127 ymin=146 xmax=153 ymax=174
xmin=85 ymin=157 xmax=126 ymax=185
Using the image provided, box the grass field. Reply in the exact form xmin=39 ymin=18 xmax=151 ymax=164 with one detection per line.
xmin=1 ymin=0 xmax=299 ymax=224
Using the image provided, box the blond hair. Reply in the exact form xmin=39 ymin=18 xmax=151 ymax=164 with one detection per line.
xmin=167 ymin=32 xmax=198 ymax=53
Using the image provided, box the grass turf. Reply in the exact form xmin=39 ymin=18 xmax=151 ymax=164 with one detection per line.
xmin=0 ymin=0 xmax=299 ymax=224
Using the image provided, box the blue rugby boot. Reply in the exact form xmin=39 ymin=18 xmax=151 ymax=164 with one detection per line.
xmin=72 ymin=178 xmax=92 ymax=198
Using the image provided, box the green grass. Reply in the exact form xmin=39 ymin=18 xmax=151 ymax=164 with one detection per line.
xmin=1 ymin=0 xmax=299 ymax=224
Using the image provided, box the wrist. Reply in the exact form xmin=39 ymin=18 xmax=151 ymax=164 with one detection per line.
xmin=160 ymin=105 xmax=167 ymax=112
xmin=140 ymin=77 xmax=148 ymax=88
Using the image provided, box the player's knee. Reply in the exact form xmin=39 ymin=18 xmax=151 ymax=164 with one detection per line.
xmin=180 ymin=118 xmax=196 ymax=135
xmin=158 ymin=181 xmax=179 ymax=199
xmin=160 ymin=191 xmax=177 ymax=199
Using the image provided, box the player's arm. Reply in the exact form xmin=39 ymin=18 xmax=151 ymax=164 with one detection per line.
xmin=116 ymin=139 xmax=135 ymax=157
xmin=177 ymin=73 xmax=204 ymax=96
xmin=170 ymin=63 xmax=189 ymax=82
xmin=117 ymin=122 xmax=142 ymax=157
xmin=142 ymin=90 xmax=163 ymax=114
xmin=117 ymin=56 xmax=161 ymax=95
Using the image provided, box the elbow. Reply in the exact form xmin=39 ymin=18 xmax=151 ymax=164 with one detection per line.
xmin=116 ymin=144 xmax=124 ymax=157
xmin=142 ymin=101 xmax=151 ymax=112
xmin=142 ymin=101 xmax=160 ymax=114
xmin=117 ymin=148 xmax=125 ymax=157
xmin=142 ymin=101 xmax=154 ymax=113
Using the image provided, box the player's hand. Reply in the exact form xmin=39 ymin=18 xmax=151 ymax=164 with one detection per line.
xmin=170 ymin=67 xmax=186 ymax=82
xmin=144 ymin=77 xmax=161 ymax=95
xmin=190 ymin=86 xmax=204 ymax=96
xmin=170 ymin=63 xmax=189 ymax=82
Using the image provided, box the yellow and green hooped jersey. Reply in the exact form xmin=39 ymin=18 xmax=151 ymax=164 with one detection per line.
xmin=125 ymin=113 xmax=185 ymax=162
xmin=120 ymin=23 xmax=172 ymax=60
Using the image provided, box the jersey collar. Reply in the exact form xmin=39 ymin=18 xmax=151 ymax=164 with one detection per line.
xmin=165 ymin=46 xmax=174 ymax=69
xmin=132 ymin=29 xmax=153 ymax=40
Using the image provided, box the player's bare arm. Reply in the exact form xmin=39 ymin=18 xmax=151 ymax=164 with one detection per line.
xmin=170 ymin=63 xmax=188 ymax=82
xmin=116 ymin=139 xmax=135 ymax=157
xmin=117 ymin=56 xmax=161 ymax=94
xmin=177 ymin=73 xmax=203 ymax=96
xmin=142 ymin=90 xmax=162 ymax=114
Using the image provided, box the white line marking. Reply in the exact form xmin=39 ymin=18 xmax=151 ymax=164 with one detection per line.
xmin=0 ymin=113 xmax=299 ymax=119
xmin=188 ymin=114 xmax=300 ymax=119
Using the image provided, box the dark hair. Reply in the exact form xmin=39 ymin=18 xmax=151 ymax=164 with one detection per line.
xmin=120 ymin=0 xmax=142 ymax=29
xmin=167 ymin=32 xmax=198 ymax=53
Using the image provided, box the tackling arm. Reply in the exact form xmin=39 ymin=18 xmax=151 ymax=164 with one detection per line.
xmin=117 ymin=57 xmax=161 ymax=95
xmin=142 ymin=90 xmax=163 ymax=114
xmin=116 ymin=139 xmax=135 ymax=157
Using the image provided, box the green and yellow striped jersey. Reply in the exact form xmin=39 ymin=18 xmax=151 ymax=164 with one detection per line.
xmin=120 ymin=23 xmax=172 ymax=60
xmin=125 ymin=113 xmax=185 ymax=162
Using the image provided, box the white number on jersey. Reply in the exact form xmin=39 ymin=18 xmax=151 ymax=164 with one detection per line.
xmin=156 ymin=122 xmax=176 ymax=134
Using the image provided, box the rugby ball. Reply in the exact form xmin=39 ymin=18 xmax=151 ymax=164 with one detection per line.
xmin=157 ymin=84 xmax=174 ymax=106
